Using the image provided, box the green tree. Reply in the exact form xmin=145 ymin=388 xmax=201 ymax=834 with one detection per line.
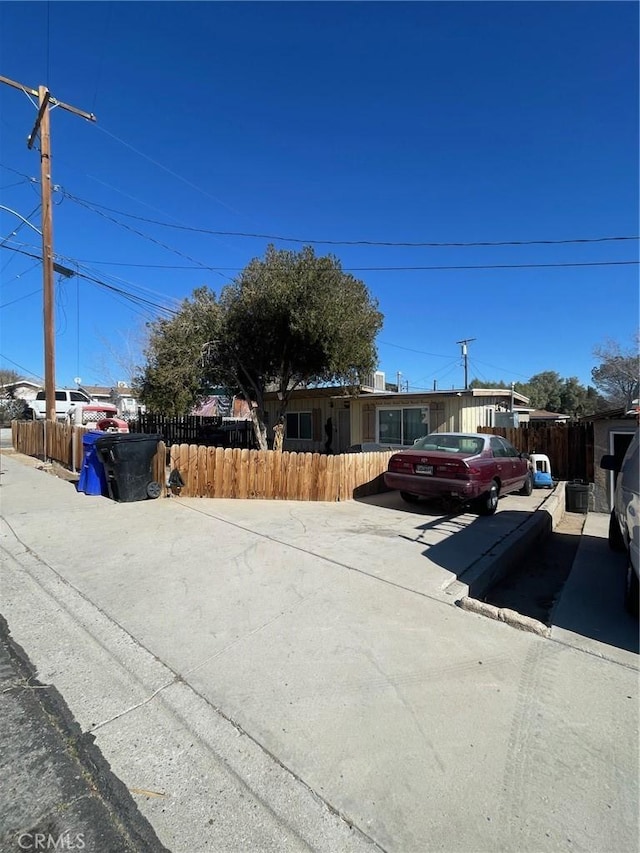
xmin=136 ymin=288 xmax=219 ymax=416
xmin=472 ymin=371 xmax=603 ymax=417
xmin=558 ymin=377 xmax=600 ymax=418
xmin=137 ymin=246 xmax=383 ymax=449
xmin=591 ymin=335 xmax=639 ymax=410
xmin=520 ymin=371 xmax=564 ymax=411
xmin=469 ymin=379 xmax=510 ymax=390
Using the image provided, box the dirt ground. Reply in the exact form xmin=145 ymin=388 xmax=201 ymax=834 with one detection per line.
xmin=484 ymin=511 xmax=586 ymax=625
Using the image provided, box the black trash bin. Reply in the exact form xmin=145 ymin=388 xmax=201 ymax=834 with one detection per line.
xmin=565 ymin=479 xmax=593 ymax=514
xmin=95 ymin=433 xmax=163 ymax=502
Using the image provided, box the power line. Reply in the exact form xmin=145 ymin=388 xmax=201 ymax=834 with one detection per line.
xmin=0 ymin=287 xmax=41 ymax=309
xmin=45 ymin=256 xmax=640 ymax=273
xmin=0 ymin=180 xmax=30 ymax=190
xmin=55 ymin=252 xmax=184 ymax=309
xmin=0 ymin=163 xmax=35 ymax=181
xmin=378 ymin=340 xmax=453 ymax=359
xmin=2 ymin=260 xmax=41 ymax=285
xmin=0 ymin=243 xmax=178 ymax=319
xmin=470 ymin=357 xmax=535 ymax=380
xmin=93 ymin=125 xmax=242 ymax=216
xmin=60 ymin=191 xmax=233 ymax=282
xmin=57 ymin=190 xmax=640 ymax=248
xmin=0 ymin=352 xmax=43 ymax=382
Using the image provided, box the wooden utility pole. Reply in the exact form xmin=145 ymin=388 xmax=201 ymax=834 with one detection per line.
xmin=456 ymin=337 xmax=476 ymax=391
xmin=0 ymin=75 xmax=95 ymax=422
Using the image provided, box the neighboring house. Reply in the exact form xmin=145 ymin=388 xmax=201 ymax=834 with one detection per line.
xmin=264 ymin=376 xmax=530 ymax=454
xmin=110 ymin=382 xmax=144 ymax=419
xmin=80 ymin=383 xmax=144 ymax=419
xmin=192 ymin=393 xmax=252 ymax=420
xmin=585 ymin=406 xmax=639 ymax=513
xmin=0 ymin=379 xmax=43 ymax=402
xmin=526 ymin=409 xmax=572 ymax=425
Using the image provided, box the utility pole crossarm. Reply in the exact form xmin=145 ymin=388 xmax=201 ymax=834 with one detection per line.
xmin=48 ymin=97 xmax=96 ymax=122
xmin=0 ymin=73 xmax=97 ymax=423
xmin=0 ymin=74 xmax=96 ymax=122
xmin=0 ymin=74 xmax=39 ymax=98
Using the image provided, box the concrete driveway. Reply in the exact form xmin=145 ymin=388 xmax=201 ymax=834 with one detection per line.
xmin=1 ymin=453 xmax=638 ymax=853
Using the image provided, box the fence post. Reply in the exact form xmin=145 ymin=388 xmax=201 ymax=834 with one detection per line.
xmin=71 ymin=405 xmax=84 ymax=473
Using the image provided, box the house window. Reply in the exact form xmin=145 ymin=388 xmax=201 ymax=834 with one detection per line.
xmin=286 ymin=411 xmax=312 ymax=440
xmin=484 ymin=407 xmax=495 ymax=428
xmin=378 ymin=407 xmax=429 ymax=445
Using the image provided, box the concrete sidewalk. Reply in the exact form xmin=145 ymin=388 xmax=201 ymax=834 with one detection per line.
xmin=1 ymin=452 xmax=638 ymax=852
xmin=551 ymin=512 xmax=639 ymax=665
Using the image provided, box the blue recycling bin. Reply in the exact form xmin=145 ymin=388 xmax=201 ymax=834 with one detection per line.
xmin=77 ymin=431 xmax=109 ymax=496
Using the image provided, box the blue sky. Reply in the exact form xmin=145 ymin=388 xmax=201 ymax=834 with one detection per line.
xmin=0 ymin=1 xmax=638 ymax=394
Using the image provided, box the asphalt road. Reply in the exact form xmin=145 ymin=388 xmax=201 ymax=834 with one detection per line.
xmin=0 ymin=616 xmax=167 ymax=853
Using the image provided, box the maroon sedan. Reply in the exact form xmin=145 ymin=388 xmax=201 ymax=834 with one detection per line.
xmin=384 ymin=432 xmax=533 ymax=515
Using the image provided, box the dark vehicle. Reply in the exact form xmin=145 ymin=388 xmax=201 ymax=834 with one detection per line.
xmin=384 ymin=432 xmax=533 ymax=515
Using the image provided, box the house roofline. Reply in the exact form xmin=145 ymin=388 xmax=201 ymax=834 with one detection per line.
xmin=264 ymin=385 xmax=530 ymax=404
xmin=1 ymin=379 xmax=43 ymax=390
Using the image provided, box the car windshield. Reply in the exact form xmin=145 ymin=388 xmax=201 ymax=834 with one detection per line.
xmin=412 ymin=434 xmax=484 ymax=455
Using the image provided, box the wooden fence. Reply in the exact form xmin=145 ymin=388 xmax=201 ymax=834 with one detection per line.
xmin=12 ymin=420 xmax=89 ymax=470
xmin=11 ymin=419 xmax=594 ymax=502
xmin=11 ymin=420 xmax=167 ymax=493
xmin=128 ymin=414 xmax=256 ymax=449
xmin=130 ymin=414 xmax=217 ymax=444
xmin=169 ymin=444 xmax=394 ymax=501
xmin=478 ymin=423 xmax=594 ymax=481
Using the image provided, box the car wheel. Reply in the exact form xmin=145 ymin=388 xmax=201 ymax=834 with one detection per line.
xmin=608 ymin=509 xmax=625 ymax=552
xmin=400 ymin=491 xmax=420 ymax=504
xmin=519 ymin=472 xmax=533 ymax=496
xmin=477 ymin=480 xmax=499 ymax=516
xmin=624 ymin=559 xmax=639 ymax=618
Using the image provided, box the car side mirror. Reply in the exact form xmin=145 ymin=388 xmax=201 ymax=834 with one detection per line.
xmin=600 ymin=454 xmax=620 ymax=473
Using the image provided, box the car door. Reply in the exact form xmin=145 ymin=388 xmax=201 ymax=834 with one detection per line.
xmin=54 ymin=390 xmax=68 ymax=419
xmin=499 ymin=437 xmax=526 ymax=491
xmin=489 ymin=437 xmax=510 ymax=487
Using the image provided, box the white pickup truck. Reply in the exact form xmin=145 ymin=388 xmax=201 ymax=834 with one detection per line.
xmin=27 ymin=389 xmax=118 ymax=423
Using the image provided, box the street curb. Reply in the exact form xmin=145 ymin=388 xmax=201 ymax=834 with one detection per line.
xmin=456 ymin=596 xmax=551 ymax=637
xmin=443 ymin=481 xmax=567 ymax=601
